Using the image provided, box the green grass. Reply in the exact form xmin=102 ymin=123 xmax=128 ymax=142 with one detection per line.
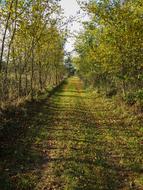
xmin=0 ymin=77 xmax=143 ymax=190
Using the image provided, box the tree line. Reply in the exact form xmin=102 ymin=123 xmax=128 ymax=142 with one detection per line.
xmin=75 ymin=0 xmax=143 ymax=110
xmin=0 ymin=0 xmax=67 ymax=108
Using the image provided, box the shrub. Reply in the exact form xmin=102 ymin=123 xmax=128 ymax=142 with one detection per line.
xmin=124 ymin=92 xmax=136 ymax=105
xmin=135 ymin=90 xmax=143 ymax=112
xmin=106 ymin=88 xmax=117 ymax=98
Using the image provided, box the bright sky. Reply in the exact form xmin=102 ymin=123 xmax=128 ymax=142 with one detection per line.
xmin=60 ymin=0 xmax=82 ymax=52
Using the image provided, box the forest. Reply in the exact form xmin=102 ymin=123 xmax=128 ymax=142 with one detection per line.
xmin=0 ymin=0 xmax=143 ymax=190
xmin=0 ymin=0 xmax=66 ymax=109
xmin=75 ymin=0 xmax=143 ymax=111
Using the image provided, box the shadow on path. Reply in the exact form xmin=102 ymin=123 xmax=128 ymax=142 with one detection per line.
xmin=0 ymin=77 xmax=143 ymax=190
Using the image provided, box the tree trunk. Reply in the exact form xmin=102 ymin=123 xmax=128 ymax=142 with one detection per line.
xmin=0 ymin=0 xmax=14 ymax=72
xmin=30 ymin=41 xmax=35 ymax=100
xmin=38 ymin=61 xmax=43 ymax=91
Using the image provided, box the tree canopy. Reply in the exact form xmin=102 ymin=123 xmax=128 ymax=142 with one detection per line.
xmin=75 ymin=0 xmax=143 ymax=109
xmin=0 ymin=0 xmax=67 ymax=107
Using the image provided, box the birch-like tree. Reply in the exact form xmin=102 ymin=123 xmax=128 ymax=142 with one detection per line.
xmin=0 ymin=0 xmax=67 ymax=107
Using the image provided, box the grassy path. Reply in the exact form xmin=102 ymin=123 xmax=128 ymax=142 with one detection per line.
xmin=1 ymin=77 xmax=143 ymax=190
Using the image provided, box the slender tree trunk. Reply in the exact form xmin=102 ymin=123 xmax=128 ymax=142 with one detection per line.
xmin=25 ymin=72 xmax=28 ymax=96
xmin=38 ymin=60 xmax=42 ymax=91
xmin=0 ymin=0 xmax=14 ymax=72
xmin=5 ymin=20 xmax=17 ymax=78
xmin=55 ymin=67 xmax=58 ymax=86
xmin=11 ymin=48 xmax=18 ymax=81
xmin=30 ymin=40 xmax=35 ymax=100
xmin=18 ymin=73 xmax=22 ymax=97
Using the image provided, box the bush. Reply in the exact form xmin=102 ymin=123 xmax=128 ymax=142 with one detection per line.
xmin=106 ymin=88 xmax=117 ymax=98
xmin=136 ymin=90 xmax=143 ymax=101
xmin=124 ymin=90 xmax=143 ymax=111
xmin=124 ymin=92 xmax=136 ymax=105
xmin=136 ymin=90 xmax=143 ymax=112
